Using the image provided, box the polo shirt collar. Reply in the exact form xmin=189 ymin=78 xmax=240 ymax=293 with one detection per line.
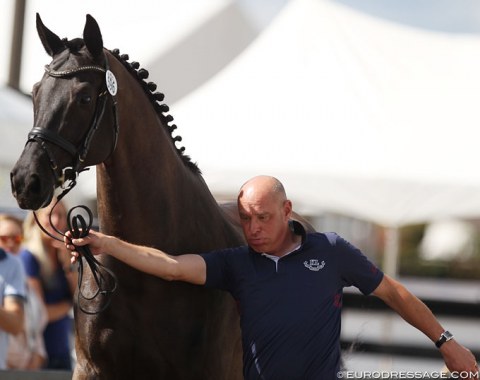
xmin=289 ymin=219 xmax=307 ymax=244
xmin=0 ymin=248 xmax=7 ymax=261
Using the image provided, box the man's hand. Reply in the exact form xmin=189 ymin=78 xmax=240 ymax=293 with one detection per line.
xmin=441 ymin=339 xmax=478 ymax=378
xmin=64 ymin=230 xmax=111 ymax=264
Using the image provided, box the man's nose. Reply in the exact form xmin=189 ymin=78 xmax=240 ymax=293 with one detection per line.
xmin=249 ymin=219 xmax=260 ymax=234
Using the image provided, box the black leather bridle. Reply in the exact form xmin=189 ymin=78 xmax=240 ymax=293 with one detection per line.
xmin=27 ymin=53 xmax=119 ymax=189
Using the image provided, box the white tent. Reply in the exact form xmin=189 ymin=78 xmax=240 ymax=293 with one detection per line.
xmin=144 ymin=1 xmax=257 ymax=104
xmin=170 ymin=0 xmax=480 ymax=274
xmin=0 ymin=86 xmax=32 ymax=166
xmin=171 ymin=0 xmax=480 ymax=226
xmin=0 ymin=86 xmax=32 ymax=210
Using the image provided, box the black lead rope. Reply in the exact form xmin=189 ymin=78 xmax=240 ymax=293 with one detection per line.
xmin=33 ymin=190 xmax=117 ymax=315
xmin=67 ymin=205 xmax=117 ymax=315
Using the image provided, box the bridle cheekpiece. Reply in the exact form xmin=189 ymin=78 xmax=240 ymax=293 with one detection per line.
xmin=27 ymin=52 xmax=119 ymax=192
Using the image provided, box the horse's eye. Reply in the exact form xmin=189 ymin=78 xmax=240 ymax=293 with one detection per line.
xmin=79 ymin=94 xmax=92 ymax=105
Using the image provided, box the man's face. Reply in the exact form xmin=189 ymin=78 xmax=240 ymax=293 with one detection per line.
xmin=238 ymin=188 xmax=291 ymax=254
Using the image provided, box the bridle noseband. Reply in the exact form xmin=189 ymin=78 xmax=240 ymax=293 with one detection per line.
xmin=27 ymin=53 xmax=119 ymax=188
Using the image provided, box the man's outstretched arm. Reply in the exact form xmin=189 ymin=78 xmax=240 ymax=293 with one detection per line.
xmin=373 ymin=275 xmax=477 ymax=376
xmin=66 ymin=230 xmax=207 ymax=285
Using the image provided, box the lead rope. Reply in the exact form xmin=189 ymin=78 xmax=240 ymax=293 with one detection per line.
xmin=33 ymin=184 xmax=117 ymax=315
xmin=67 ymin=205 xmax=117 ymax=314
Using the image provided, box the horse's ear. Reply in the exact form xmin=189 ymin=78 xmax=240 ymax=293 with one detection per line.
xmin=83 ymin=14 xmax=104 ymax=58
xmin=36 ymin=13 xmax=64 ymax=57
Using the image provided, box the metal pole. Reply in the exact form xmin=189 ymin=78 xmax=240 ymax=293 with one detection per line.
xmin=383 ymin=226 xmax=399 ymax=277
xmin=8 ymin=0 xmax=27 ymax=91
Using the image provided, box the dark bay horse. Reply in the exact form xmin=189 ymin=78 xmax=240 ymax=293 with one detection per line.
xmin=11 ymin=14 xmax=244 ymax=379
xmin=10 ymin=14 xmax=315 ymax=379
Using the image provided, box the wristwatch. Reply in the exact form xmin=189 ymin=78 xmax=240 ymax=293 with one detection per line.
xmin=435 ymin=330 xmax=454 ymax=348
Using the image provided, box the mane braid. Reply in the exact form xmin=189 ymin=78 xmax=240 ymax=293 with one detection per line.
xmin=108 ymin=48 xmax=201 ymax=174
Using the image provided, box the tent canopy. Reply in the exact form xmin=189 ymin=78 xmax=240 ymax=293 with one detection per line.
xmin=171 ymin=0 xmax=480 ymax=227
xmin=0 ymin=86 xmax=32 ymax=166
xmin=0 ymin=86 xmax=32 ymax=209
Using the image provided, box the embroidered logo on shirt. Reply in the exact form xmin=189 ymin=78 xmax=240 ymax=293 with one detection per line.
xmin=303 ymin=259 xmax=325 ymax=271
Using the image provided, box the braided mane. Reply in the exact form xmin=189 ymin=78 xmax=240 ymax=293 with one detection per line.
xmin=107 ymin=48 xmax=200 ymax=174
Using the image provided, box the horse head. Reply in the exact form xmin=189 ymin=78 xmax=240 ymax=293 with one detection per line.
xmin=11 ymin=14 xmax=118 ymax=210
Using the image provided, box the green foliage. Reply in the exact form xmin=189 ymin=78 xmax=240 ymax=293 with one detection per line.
xmin=397 ymin=223 xmax=480 ymax=280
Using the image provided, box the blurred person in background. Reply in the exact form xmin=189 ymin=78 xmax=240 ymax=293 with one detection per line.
xmin=0 ymin=213 xmax=47 ymax=370
xmin=0 ymin=215 xmax=26 ymax=369
xmin=20 ymin=200 xmax=77 ymax=370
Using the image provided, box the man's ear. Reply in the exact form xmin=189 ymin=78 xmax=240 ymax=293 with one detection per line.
xmin=283 ymin=200 xmax=293 ymax=219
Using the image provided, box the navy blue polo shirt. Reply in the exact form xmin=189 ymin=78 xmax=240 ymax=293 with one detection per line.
xmin=200 ymin=221 xmax=383 ymax=380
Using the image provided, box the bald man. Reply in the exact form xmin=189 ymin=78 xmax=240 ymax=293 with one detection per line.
xmin=67 ymin=175 xmax=477 ymax=379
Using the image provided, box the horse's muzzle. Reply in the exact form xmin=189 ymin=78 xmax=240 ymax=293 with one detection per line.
xmin=10 ymin=163 xmax=54 ymax=210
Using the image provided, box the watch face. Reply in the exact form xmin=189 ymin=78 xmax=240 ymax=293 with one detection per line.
xmin=443 ymin=331 xmax=454 ymax=340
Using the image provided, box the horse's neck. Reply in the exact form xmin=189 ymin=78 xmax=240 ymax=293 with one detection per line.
xmin=95 ymin=68 xmax=233 ymax=250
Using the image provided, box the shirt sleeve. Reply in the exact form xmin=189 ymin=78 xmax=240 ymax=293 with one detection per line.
xmin=199 ymin=247 xmax=243 ymax=293
xmin=326 ymin=232 xmax=384 ymax=295
xmin=5 ymin=256 xmax=27 ymax=300
xmin=19 ymin=249 xmax=40 ymax=279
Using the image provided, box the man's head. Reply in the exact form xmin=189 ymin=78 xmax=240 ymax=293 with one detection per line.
xmin=237 ymin=176 xmax=293 ymax=255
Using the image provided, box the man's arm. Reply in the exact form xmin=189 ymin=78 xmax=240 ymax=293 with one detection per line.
xmin=0 ymin=296 xmax=24 ymax=335
xmin=67 ymin=230 xmax=207 ymax=285
xmin=373 ymin=275 xmax=477 ymax=374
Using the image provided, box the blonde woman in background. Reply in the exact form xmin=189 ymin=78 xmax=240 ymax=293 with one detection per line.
xmin=0 ymin=213 xmax=47 ymax=370
xmin=20 ymin=200 xmax=77 ymax=370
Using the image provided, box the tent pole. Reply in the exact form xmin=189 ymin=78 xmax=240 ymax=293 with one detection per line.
xmin=383 ymin=226 xmax=400 ymax=277
xmin=8 ymin=0 xmax=27 ymax=91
